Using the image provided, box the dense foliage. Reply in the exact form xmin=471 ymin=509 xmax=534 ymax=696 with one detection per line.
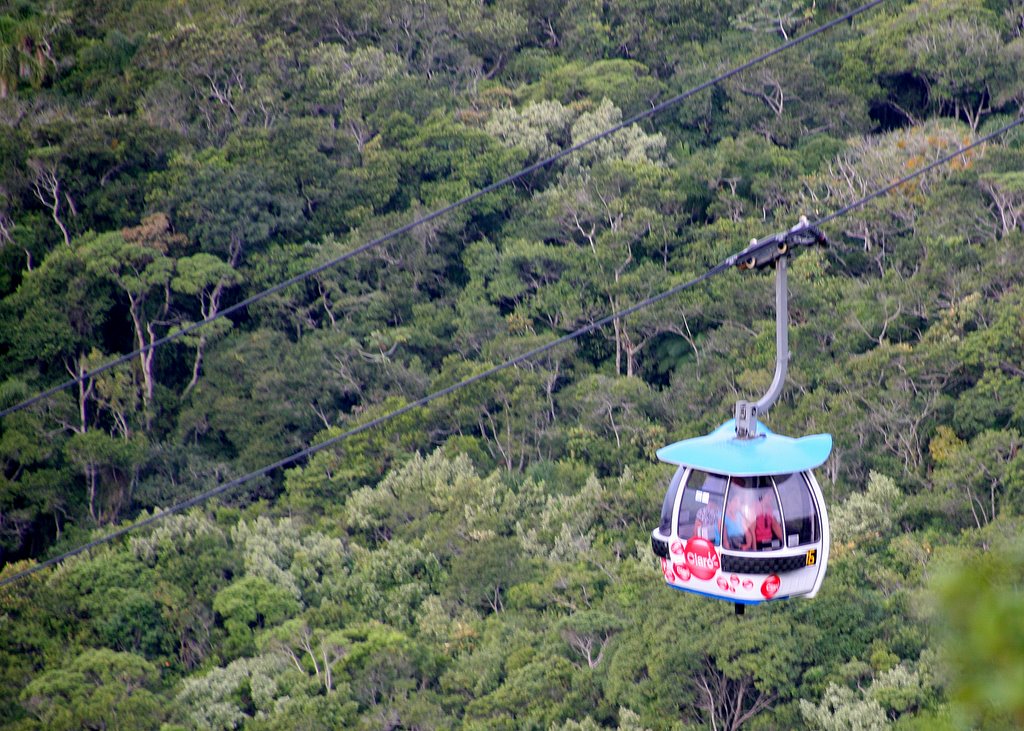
xmin=2 ymin=0 xmax=1024 ymax=727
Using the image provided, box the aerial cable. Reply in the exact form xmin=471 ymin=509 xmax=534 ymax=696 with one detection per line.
xmin=0 ymin=0 xmax=887 ymax=421
xmin=3 ymin=112 xmax=1020 ymax=589
xmin=0 ymin=262 xmax=729 ymax=588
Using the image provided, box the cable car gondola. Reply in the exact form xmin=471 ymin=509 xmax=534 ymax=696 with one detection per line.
xmin=651 ymin=219 xmax=833 ymax=611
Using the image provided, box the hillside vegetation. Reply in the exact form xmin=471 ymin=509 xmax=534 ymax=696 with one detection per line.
xmin=2 ymin=0 xmax=1024 ymax=728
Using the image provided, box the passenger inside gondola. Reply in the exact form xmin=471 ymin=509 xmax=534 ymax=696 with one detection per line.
xmin=753 ymin=490 xmax=784 ymax=550
xmin=723 ymin=487 xmax=752 ymax=550
xmin=675 ymin=471 xmax=726 ymax=545
xmin=694 ymin=495 xmax=722 ymax=544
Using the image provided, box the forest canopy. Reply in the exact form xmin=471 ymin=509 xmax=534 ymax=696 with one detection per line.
xmin=2 ymin=0 xmax=1024 ymax=728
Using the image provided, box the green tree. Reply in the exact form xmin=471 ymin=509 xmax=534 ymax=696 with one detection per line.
xmin=0 ymin=560 xmax=66 ymax=724
xmin=306 ymin=44 xmax=407 ymax=153
xmin=20 ymin=648 xmax=164 ymax=731
xmin=171 ymin=251 xmax=240 ymax=396
xmin=81 ymin=229 xmax=176 ymax=426
xmin=831 ymin=471 xmax=903 ymax=547
xmin=462 ymin=650 xmax=579 ymax=730
xmin=230 ymin=517 xmax=349 ymax=607
xmin=0 ymin=5 xmax=70 ymax=99
xmin=846 ymin=0 xmax=1009 ymax=130
xmin=527 ymin=60 xmax=667 ymax=116
xmin=175 ymin=328 xmax=339 ymax=473
xmin=800 ymin=682 xmax=888 ymax=731
xmin=260 ymin=618 xmax=350 ymax=694
xmin=150 ymin=143 xmax=303 ymax=266
xmin=562 ymin=375 xmax=666 ymax=474
xmin=173 ymin=652 xmax=304 ymax=730
xmin=281 ymin=397 xmax=431 ymax=519
xmin=130 ymin=510 xmax=236 ymax=669
xmin=446 ymin=535 xmax=531 ymax=615
xmin=334 ymin=621 xmax=446 ymax=726
xmin=931 ymin=530 xmax=1024 ymax=728
xmin=0 ymin=242 xmax=113 ymax=382
xmin=929 ymin=429 xmax=1024 ymax=530
xmin=0 ymin=378 xmax=71 ymax=554
xmin=63 ymin=429 xmax=145 ymax=525
xmin=343 ymin=449 xmax=508 ymax=553
xmin=904 ymin=6 xmax=1004 ymax=131
xmin=803 ymin=120 xmax=977 ymax=274
xmin=340 ymin=540 xmax=444 ymax=629
xmin=722 ymin=53 xmax=869 ymax=146
xmin=143 ymin=20 xmax=268 ymax=142
xmin=213 ymin=575 xmax=302 ymax=659
xmin=432 ymin=355 xmax=554 ymax=472
xmin=557 ymin=609 xmax=624 ymax=669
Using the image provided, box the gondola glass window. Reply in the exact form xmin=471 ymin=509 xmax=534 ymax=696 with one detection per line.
xmin=776 ymin=472 xmax=821 ymax=548
xmin=724 ymin=476 xmax=783 ymax=552
xmin=658 ymin=467 xmax=685 ymax=536
xmin=674 ymin=471 xmax=727 ymax=545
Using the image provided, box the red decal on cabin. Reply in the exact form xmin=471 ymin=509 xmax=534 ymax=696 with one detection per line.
xmin=674 ymin=563 xmax=691 ymax=582
xmin=684 ymin=537 xmax=720 ymax=580
xmin=761 ymin=574 xmax=781 ymax=599
xmin=742 ymin=579 xmax=753 ymax=590
xmin=670 ymin=540 xmax=685 ymax=556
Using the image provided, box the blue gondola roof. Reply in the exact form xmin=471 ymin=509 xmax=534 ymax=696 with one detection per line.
xmin=656 ymin=419 xmax=832 ymax=476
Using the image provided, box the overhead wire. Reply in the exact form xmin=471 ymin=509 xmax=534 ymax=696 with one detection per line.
xmin=0 ymin=262 xmax=730 ymax=588
xmin=0 ymin=0 xmax=887 ymax=421
xmin=3 ymin=113 xmax=1022 ymax=589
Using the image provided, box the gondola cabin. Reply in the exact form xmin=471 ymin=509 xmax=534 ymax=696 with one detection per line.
xmin=651 ymin=419 xmax=832 ymax=606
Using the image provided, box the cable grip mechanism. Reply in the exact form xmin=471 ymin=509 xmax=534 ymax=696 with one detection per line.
xmin=732 ymin=217 xmax=827 ymax=439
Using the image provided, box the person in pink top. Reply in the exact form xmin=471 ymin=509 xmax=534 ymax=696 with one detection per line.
xmin=753 ymin=492 xmax=784 ymax=550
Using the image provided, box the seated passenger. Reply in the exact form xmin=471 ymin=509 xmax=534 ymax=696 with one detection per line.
xmin=723 ymin=492 xmax=752 ymax=550
xmin=753 ymin=493 xmax=784 ymax=550
xmin=694 ymin=497 xmax=722 ymax=545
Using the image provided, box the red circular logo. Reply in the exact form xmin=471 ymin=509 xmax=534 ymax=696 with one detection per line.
xmin=674 ymin=563 xmax=691 ymax=582
xmin=684 ymin=537 xmax=720 ymax=581
xmin=761 ymin=574 xmax=781 ymax=599
xmin=670 ymin=540 xmax=685 ymax=556
xmin=742 ymin=579 xmax=754 ymax=590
